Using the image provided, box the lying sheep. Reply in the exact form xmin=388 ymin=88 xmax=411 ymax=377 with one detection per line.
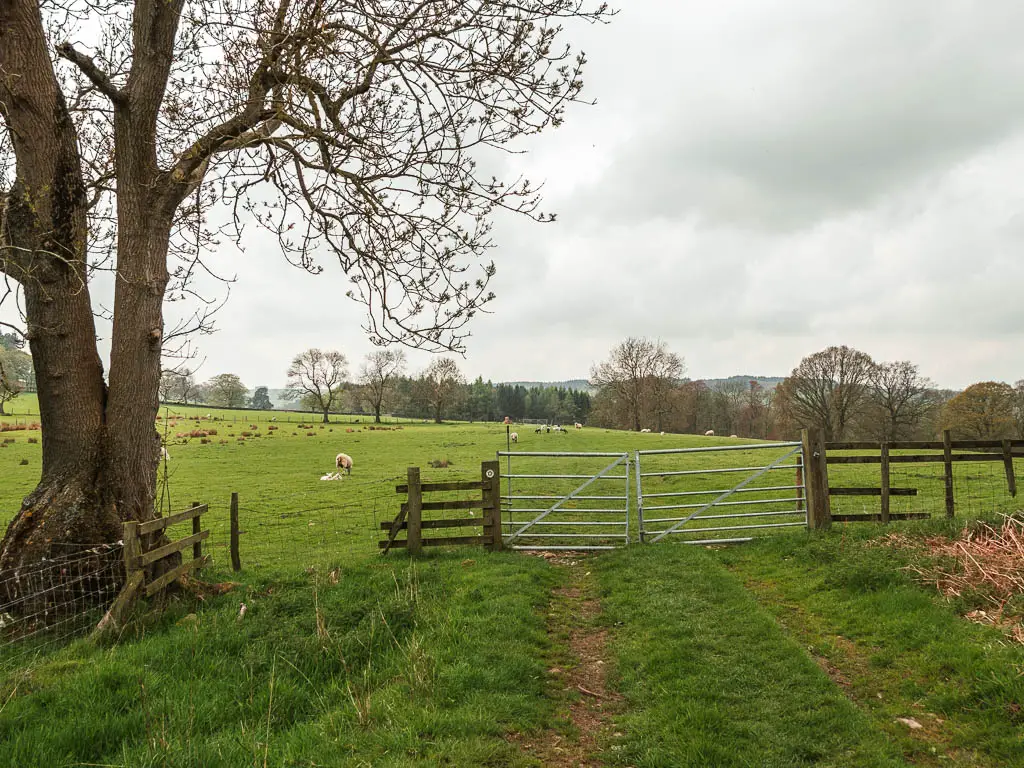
xmin=729 ymin=434 xmax=738 ymax=438
xmin=640 ymin=428 xmax=651 ymax=433
xmin=335 ymin=452 xmax=353 ymax=475
xmin=510 ymin=432 xmax=518 ymax=443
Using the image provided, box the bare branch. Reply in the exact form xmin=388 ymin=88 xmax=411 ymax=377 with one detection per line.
xmin=55 ymin=43 xmax=126 ymax=104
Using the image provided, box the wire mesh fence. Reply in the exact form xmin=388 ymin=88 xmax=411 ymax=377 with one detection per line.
xmin=826 ymin=452 xmax=1024 ymax=521
xmin=0 ymin=543 xmax=122 ymax=671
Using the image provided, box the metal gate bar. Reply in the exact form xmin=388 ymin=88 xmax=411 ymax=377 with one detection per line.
xmin=639 ymin=442 xmax=806 ymax=545
xmin=498 ymin=451 xmax=631 ymax=551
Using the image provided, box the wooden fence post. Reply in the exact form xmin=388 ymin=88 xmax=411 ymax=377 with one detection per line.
xmin=801 ymin=428 xmax=831 ymax=530
xmin=943 ymin=430 xmax=955 ymax=518
xmin=482 ymin=460 xmax=503 ymax=551
xmin=191 ymin=502 xmax=203 ymax=568
xmin=92 ymin=521 xmax=145 ymax=638
xmin=880 ymin=442 xmax=890 ymax=525
xmin=795 ymin=453 xmax=804 ymax=513
xmin=230 ymin=492 xmax=242 ymax=571
xmin=1002 ymin=440 xmax=1017 ymax=498
xmin=123 ymin=521 xmax=144 ymax=583
xmin=406 ymin=467 xmax=422 ymax=555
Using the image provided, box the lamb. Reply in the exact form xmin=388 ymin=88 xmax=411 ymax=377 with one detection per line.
xmin=335 ymin=452 xmax=353 ymax=475
xmin=510 ymin=432 xmax=519 ymax=443
xmin=535 ymin=427 xmax=543 ymax=433
xmin=574 ymin=422 xmax=583 ymax=430
xmin=704 ymin=429 xmax=715 ymax=436
xmin=159 ymin=446 xmax=171 ymax=461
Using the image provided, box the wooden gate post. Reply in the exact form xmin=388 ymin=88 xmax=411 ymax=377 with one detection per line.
xmin=801 ymin=428 xmax=831 ymax=530
xmin=406 ymin=466 xmax=423 ymax=555
xmin=795 ymin=453 xmax=805 ymax=513
xmin=230 ymin=492 xmax=242 ymax=571
xmin=482 ymin=460 xmax=503 ymax=551
xmin=943 ymin=429 xmax=955 ymax=518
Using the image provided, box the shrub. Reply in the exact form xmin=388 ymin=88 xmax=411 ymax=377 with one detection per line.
xmin=206 ymin=428 xmax=218 ymax=436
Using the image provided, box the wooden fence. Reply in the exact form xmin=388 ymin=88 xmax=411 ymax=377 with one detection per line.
xmin=380 ymin=461 xmax=503 ymax=554
xmin=802 ymin=428 xmax=1023 ymax=529
xmin=94 ymin=503 xmax=209 ymax=635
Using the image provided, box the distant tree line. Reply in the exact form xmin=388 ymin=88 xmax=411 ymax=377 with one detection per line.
xmin=586 ymin=338 xmax=1024 ymax=442
xmin=157 ymin=351 xmax=592 ymax=425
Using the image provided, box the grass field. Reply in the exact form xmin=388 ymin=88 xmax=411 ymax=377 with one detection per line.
xmin=2 ymin=400 xmax=1024 ymax=766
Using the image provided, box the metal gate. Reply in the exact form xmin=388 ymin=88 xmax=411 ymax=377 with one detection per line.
xmin=497 ymin=451 xmax=630 ymax=551
xmin=636 ymin=442 xmax=807 ymax=544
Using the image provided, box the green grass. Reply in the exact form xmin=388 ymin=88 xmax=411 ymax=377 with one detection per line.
xmin=714 ymin=523 xmax=1024 ymax=766
xmin=0 ymin=552 xmax=560 ymax=768
xmin=594 ymin=543 xmax=904 ymax=767
xmin=3 ymin=408 xmax=1024 ymax=765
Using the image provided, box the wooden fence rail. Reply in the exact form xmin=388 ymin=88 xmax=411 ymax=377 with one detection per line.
xmin=801 ymin=428 xmax=1022 ymax=530
xmin=380 ymin=461 xmax=503 ymax=554
xmin=94 ymin=503 xmax=209 ymax=637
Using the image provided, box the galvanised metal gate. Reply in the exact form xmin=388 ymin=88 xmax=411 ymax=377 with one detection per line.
xmin=636 ymin=442 xmax=807 ymax=544
xmin=497 ymin=451 xmax=630 ymax=551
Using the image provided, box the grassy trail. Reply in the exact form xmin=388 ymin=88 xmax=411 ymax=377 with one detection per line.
xmin=716 ymin=532 xmax=1024 ymax=767
xmin=594 ymin=544 xmax=905 ymax=767
xmin=515 ymin=554 xmax=624 ymax=767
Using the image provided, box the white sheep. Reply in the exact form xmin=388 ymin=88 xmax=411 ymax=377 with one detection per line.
xmin=574 ymin=422 xmax=583 ymax=430
xmin=335 ymin=452 xmax=353 ymax=475
xmin=640 ymin=428 xmax=651 ymax=433
xmin=510 ymin=432 xmax=518 ymax=443
xmin=704 ymin=429 xmax=715 ymax=436
xmin=159 ymin=446 xmax=171 ymax=461
xmin=729 ymin=434 xmax=738 ymax=438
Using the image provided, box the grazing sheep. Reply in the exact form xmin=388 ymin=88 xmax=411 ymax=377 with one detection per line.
xmin=574 ymin=422 xmax=583 ymax=430
xmin=704 ymin=429 xmax=715 ymax=437
xmin=335 ymin=452 xmax=353 ymax=475
xmin=640 ymin=428 xmax=651 ymax=433
xmin=510 ymin=432 xmax=518 ymax=443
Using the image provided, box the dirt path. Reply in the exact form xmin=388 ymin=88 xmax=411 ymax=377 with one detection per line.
xmin=515 ymin=552 xmax=623 ymax=767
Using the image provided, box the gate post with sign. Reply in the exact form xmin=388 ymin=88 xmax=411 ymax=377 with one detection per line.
xmin=482 ymin=460 xmax=503 ymax=551
xmin=801 ymin=428 xmax=831 ymax=530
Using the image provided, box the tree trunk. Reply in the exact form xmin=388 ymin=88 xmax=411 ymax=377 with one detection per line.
xmin=322 ymin=408 xmax=330 ymax=424
xmin=374 ymin=404 xmax=382 ymax=423
xmin=0 ymin=0 xmax=185 ymax=611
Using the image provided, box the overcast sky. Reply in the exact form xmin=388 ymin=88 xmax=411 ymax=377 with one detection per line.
xmin=7 ymin=0 xmax=1024 ymax=391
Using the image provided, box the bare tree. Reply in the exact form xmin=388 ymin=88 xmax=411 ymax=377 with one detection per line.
xmin=419 ymin=358 xmax=465 ymax=423
xmin=0 ymin=350 xmax=26 ymax=415
xmin=0 ymin=0 xmax=610 ymax=582
xmin=359 ymin=349 xmax=407 ymax=424
xmin=775 ymin=345 xmax=875 ymax=441
xmin=590 ymin=338 xmax=684 ymax=432
xmin=158 ymin=367 xmax=196 ymax=404
xmin=286 ymin=349 xmax=348 ymax=423
xmin=863 ymin=361 xmax=938 ymax=441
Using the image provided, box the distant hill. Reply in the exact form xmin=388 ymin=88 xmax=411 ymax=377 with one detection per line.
xmin=498 ymin=376 xmax=785 ymax=392
xmin=701 ymin=375 xmax=785 ymax=390
xmin=499 ymin=379 xmax=594 ymax=392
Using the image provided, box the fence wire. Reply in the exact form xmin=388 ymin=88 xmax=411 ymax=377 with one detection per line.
xmin=0 ymin=544 xmax=122 ymax=671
